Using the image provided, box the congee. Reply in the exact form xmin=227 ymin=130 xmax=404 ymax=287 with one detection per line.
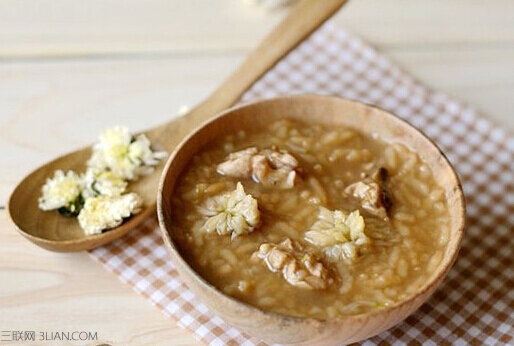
xmin=169 ymin=118 xmax=450 ymax=319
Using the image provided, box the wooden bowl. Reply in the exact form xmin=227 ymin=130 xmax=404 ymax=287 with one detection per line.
xmin=157 ymin=95 xmax=465 ymax=345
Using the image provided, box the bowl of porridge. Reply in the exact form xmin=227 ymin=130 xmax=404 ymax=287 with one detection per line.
xmin=157 ymin=95 xmax=465 ymax=345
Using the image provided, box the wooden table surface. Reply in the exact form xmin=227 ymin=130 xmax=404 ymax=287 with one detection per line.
xmin=1 ymin=1 xmax=513 ymax=345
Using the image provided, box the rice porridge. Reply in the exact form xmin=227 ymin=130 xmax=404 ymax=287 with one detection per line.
xmin=169 ymin=119 xmax=450 ymax=319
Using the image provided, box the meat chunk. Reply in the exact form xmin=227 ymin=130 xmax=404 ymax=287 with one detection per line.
xmin=216 ymin=147 xmax=258 ymax=179
xmin=344 ymin=167 xmax=392 ymax=218
xmin=345 ymin=181 xmax=381 ymax=210
xmin=253 ymin=238 xmax=333 ymax=290
xmin=217 ymin=147 xmax=300 ymax=189
xmin=264 ymin=149 xmax=299 ymax=171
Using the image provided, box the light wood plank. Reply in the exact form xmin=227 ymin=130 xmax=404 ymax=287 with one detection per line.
xmin=0 ymin=54 xmax=244 ymax=204
xmin=337 ymin=0 xmax=514 ymax=46
xmin=2 ymin=49 xmax=513 ymax=205
xmin=1 ymin=0 xmax=513 ymax=57
xmin=0 ymin=211 xmax=199 ymax=345
xmin=0 ymin=0 xmax=285 ymax=57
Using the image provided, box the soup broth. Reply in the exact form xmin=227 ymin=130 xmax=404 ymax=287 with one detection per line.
xmin=170 ymin=119 xmax=450 ymax=319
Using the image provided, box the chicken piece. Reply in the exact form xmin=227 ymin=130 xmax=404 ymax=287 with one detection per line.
xmin=216 ymin=147 xmax=258 ymax=178
xmin=253 ymin=238 xmax=333 ymax=290
xmin=345 ymin=181 xmax=381 ymax=210
xmin=264 ymin=149 xmax=299 ymax=171
xmin=217 ymin=147 xmax=300 ymax=189
xmin=251 ymin=154 xmax=298 ymax=189
xmin=344 ymin=167 xmax=392 ymax=218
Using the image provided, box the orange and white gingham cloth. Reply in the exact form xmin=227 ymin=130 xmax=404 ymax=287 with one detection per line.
xmin=90 ymin=21 xmax=514 ymax=345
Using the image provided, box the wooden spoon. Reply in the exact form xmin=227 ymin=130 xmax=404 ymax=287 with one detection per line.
xmin=7 ymin=0 xmax=349 ymax=252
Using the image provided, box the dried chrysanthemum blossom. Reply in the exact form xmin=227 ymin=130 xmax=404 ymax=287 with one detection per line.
xmin=39 ymin=125 xmax=166 ymax=234
xmin=199 ymin=182 xmax=261 ymax=239
xmin=77 ymin=193 xmax=143 ymax=235
xmin=82 ymin=168 xmax=127 ymax=198
xmin=304 ymin=207 xmax=369 ymax=263
xmin=38 ymin=170 xmax=84 ymax=216
xmin=87 ymin=126 xmax=167 ymax=181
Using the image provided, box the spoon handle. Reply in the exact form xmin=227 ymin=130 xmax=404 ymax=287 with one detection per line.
xmin=149 ymin=0 xmax=348 ymax=150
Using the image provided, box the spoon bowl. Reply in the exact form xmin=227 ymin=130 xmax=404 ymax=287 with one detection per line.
xmin=7 ymin=0 xmax=349 ymax=252
xmin=8 ymin=146 xmax=158 ymax=252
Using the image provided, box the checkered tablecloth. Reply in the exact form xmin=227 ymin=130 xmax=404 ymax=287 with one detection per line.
xmin=90 ymin=21 xmax=514 ymax=345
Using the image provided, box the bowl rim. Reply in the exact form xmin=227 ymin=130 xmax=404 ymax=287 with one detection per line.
xmin=157 ymin=94 xmax=466 ymax=329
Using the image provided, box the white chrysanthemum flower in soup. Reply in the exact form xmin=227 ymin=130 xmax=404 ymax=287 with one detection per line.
xmin=199 ymin=182 xmax=261 ymax=238
xmin=77 ymin=193 xmax=143 ymax=235
xmin=304 ymin=207 xmax=368 ymax=263
xmin=38 ymin=170 xmax=83 ymax=214
xmin=87 ymin=126 xmax=167 ymax=181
